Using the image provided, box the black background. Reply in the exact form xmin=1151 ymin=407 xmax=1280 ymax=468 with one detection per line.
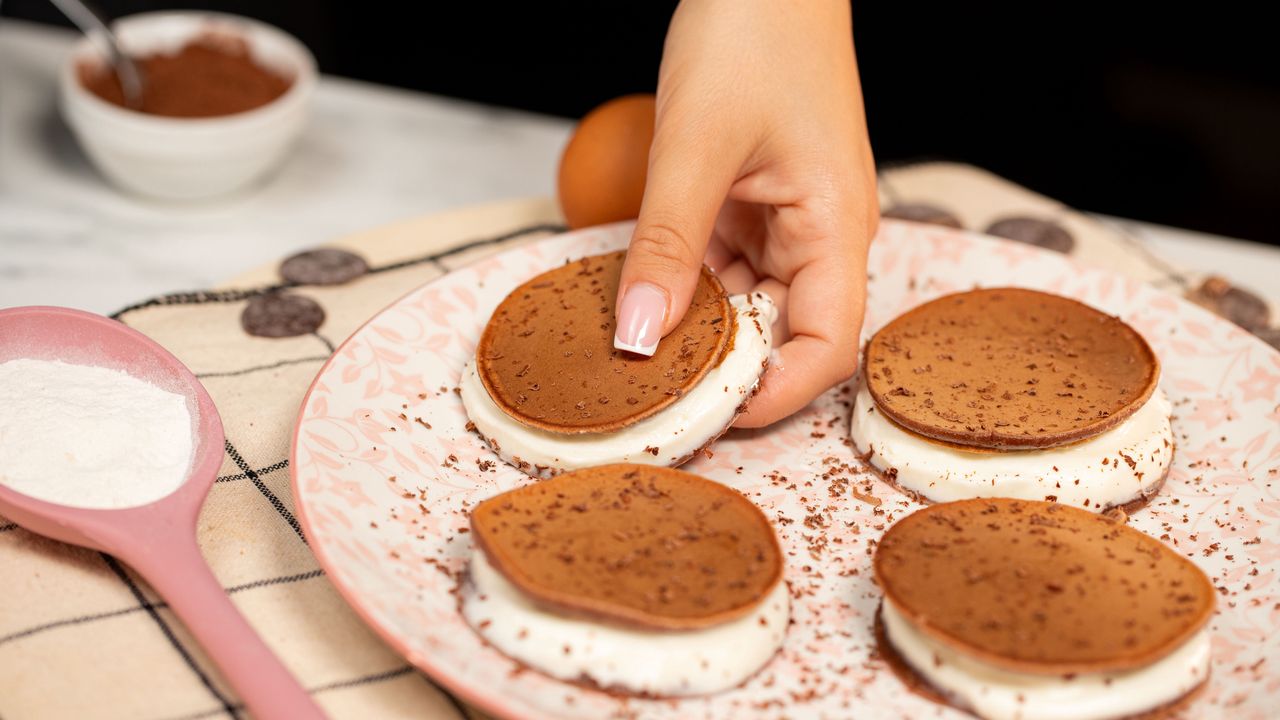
xmin=5 ymin=1 xmax=1277 ymax=244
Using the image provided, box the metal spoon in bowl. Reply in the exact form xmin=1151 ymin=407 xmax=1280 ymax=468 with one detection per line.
xmin=49 ymin=0 xmax=143 ymax=108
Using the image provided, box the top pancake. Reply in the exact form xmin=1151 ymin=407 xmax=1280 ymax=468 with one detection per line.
xmin=865 ymin=287 xmax=1159 ymax=449
xmin=476 ymin=251 xmax=735 ymax=434
xmin=874 ymin=498 xmax=1214 ymax=674
xmin=470 ymin=464 xmax=784 ymax=631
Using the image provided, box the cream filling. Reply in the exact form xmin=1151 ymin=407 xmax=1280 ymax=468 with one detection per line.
xmin=881 ymin=599 xmax=1209 ymax=720
xmin=850 ymin=379 xmax=1173 ymax=511
xmin=462 ymin=549 xmax=789 ymax=696
xmin=460 ymin=293 xmax=775 ymax=477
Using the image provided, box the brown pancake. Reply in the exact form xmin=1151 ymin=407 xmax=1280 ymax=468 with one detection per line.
xmin=866 ymin=288 xmax=1159 ymax=449
xmin=873 ymin=498 xmax=1215 ymax=675
xmin=476 ymin=251 xmax=735 ymax=434
xmin=470 ymin=464 xmax=783 ymax=630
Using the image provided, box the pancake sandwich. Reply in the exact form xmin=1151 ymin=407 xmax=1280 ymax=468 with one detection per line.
xmin=851 ymin=287 xmax=1172 ymax=512
xmin=461 ymin=464 xmax=789 ymax=696
xmin=461 ymin=251 xmax=774 ymax=478
xmin=873 ymin=498 xmax=1214 ymax=720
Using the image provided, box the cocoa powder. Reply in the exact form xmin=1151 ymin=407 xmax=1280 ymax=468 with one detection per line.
xmin=79 ymin=34 xmax=292 ymax=118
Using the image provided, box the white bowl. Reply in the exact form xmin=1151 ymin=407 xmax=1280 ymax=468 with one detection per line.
xmin=60 ymin=11 xmax=317 ymax=201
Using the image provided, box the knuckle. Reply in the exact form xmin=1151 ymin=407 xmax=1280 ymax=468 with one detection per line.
xmin=814 ymin=324 xmax=861 ymax=386
xmin=629 ymin=221 xmax=701 ymax=274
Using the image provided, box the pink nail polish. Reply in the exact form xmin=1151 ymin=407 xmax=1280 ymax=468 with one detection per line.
xmin=614 ymin=282 xmax=667 ymax=356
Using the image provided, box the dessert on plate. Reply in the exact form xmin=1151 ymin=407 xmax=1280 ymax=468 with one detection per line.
xmin=460 ymin=251 xmax=774 ymax=478
xmin=851 ymin=287 xmax=1172 ymax=512
xmin=874 ymin=498 xmax=1214 ymax=720
xmin=461 ymin=464 xmax=789 ymax=696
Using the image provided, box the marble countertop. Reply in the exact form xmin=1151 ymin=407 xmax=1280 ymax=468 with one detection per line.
xmin=3 ymin=19 xmax=1279 ymax=315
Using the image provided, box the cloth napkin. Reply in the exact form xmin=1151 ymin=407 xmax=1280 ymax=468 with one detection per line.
xmin=0 ymin=164 xmax=1268 ymax=719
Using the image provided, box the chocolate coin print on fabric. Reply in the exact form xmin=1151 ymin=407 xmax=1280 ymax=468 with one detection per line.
xmin=241 ymin=292 xmax=325 ymax=338
xmin=985 ymin=217 xmax=1076 ymax=254
xmin=279 ymin=248 xmax=370 ymax=286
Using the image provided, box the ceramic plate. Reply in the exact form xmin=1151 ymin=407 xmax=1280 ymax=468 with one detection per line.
xmin=291 ymin=221 xmax=1280 ymax=720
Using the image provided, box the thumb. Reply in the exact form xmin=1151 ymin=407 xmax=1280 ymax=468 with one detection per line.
xmin=615 ymin=132 xmax=736 ymax=356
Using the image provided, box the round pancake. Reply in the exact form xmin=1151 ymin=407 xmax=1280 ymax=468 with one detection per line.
xmin=873 ymin=498 xmax=1215 ymax=675
xmin=469 ymin=464 xmax=784 ymax=630
xmin=476 ymin=251 xmax=735 ymax=434
xmin=865 ymin=287 xmax=1159 ymax=449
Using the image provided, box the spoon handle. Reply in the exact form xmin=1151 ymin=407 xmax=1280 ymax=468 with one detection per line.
xmin=48 ymin=0 xmax=144 ymax=106
xmin=121 ymin=534 xmax=327 ymax=720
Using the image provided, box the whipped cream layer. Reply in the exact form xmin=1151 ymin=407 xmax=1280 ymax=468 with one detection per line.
xmin=850 ymin=379 xmax=1173 ymax=511
xmin=461 ymin=293 xmax=775 ymax=477
xmin=462 ymin=548 xmax=789 ymax=696
xmin=881 ymin=599 xmax=1209 ymax=720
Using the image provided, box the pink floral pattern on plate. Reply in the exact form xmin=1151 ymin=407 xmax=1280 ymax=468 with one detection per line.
xmin=291 ymin=221 xmax=1280 ymax=720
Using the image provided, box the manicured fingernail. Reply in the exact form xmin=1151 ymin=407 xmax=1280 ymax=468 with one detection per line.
xmin=614 ymin=282 xmax=667 ymax=356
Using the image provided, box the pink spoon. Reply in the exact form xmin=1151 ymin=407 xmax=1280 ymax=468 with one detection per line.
xmin=0 ymin=306 xmax=325 ymax=720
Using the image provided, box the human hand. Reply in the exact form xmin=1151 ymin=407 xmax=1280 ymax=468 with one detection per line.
xmin=613 ymin=0 xmax=878 ymax=428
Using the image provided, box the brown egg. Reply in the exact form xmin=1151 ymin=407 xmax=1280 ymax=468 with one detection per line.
xmin=557 ymin=94 xmax=655 ymax=229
